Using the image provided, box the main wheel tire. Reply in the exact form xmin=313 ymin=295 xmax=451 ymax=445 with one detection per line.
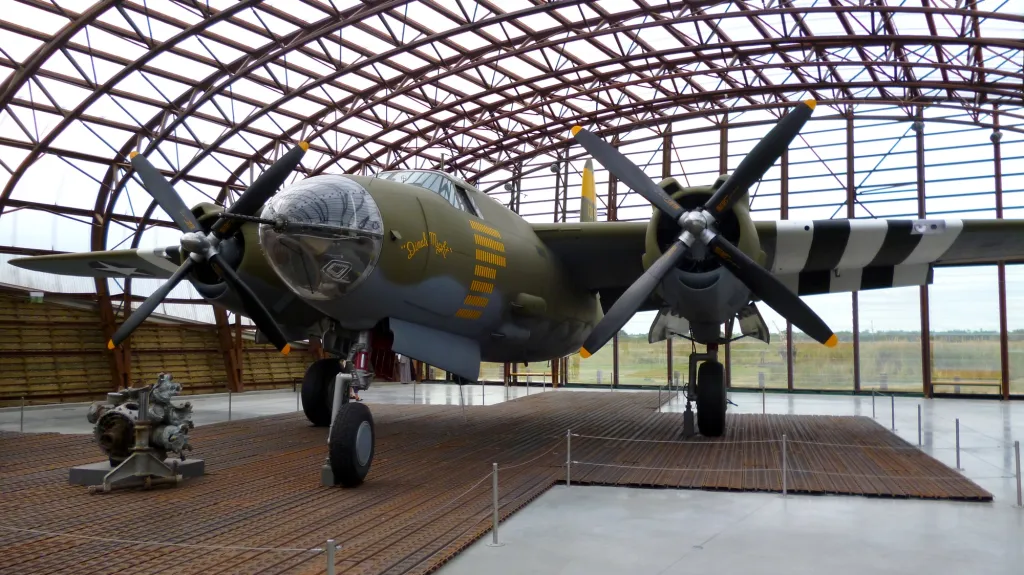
xmin=302 ymin=358 xmax=341 ymax=427
xmin=329 ymin=402 xmax=374 ymax=487
xmin=696 ymin=361 xmax=727 ymax=437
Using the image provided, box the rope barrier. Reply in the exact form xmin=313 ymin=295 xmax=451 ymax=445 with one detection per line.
xmin=569 ymin=461 xmax=1015 ymax=482
xmin=958 ymin=423 xmax=1011 ymax=445
xmin=0 ymin=525 xmax=324 ymax=553
xmin=499 ymin=442 xmax=562 ymax=470
xmin=571 ymin=461 xmax=781 ymax=473
xmin=571 ymin=433 xmax=778 ymax=445
xmin=786 ymin=440 xmax=922 ymax=451
xmin=787 ymin=468 xmax=1017 ymax=481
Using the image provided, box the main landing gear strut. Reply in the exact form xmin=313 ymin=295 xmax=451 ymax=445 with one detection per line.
xmin=682 ymin=344 xmax=727 ymax=437
xmin=302 ymin=331 xmax=375 ymax=487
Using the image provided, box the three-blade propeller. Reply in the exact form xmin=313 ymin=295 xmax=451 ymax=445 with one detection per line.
xmin=575 ymin=99 xmax=837 ymax=358
xmin=109 ymin=143 xmax=309 ymax=354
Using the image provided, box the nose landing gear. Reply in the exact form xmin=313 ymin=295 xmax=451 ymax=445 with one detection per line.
xmin=312 ymin=330 xmax=376 ymax=487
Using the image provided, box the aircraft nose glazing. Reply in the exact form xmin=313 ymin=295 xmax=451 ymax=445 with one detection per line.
xmin=258 ymin=175 xmax=384 ymax=301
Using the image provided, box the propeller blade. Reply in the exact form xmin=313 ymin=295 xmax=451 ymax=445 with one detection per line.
xmin=704 ymin=99 xmax=816 ymax=218
xmin=207 ymin=252 xmax=291 ymax=355
xmin=109 ymin=258 xmax=195 ymax=349
xmin=129 ymin=152 xmax=202 ymax=233
xmin=704 ymin=233 xmax=836 ymax=347
xmin=213 ymin=142 xmax=308 ymax=238
xmin=571 ymin=127 xmax=685 ymax=221
xmin=581 ymin=240 xmax=690 ymax=357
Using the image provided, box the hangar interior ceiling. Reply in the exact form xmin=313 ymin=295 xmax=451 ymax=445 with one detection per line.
xmin=0 ymin=0 xmax=1022 ymax=402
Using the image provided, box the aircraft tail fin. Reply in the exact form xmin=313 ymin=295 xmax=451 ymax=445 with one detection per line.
xmin=581 ymin=159 xmax=597 ymax=222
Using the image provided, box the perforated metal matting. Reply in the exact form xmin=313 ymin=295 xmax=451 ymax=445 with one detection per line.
xmin=0 ymin=391 xmax=990 ymax=575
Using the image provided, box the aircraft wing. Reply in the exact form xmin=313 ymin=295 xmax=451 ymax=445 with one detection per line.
xmin=532 ymin=221 xmax=654 ymax=311
xmin=7 ymin=247 xmax=181 ymax=279
xmin=760 ymin=218 xmax=1024 ymax=296
xmin=534 ymin=218 xmax=1024 ymax=300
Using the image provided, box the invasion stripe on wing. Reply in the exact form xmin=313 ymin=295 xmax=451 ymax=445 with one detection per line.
xmin=773 ymin=218 xmax=964 ymax=274
xmin=771 ymin=221 xmax=815 ymax=273
xmin=900 ymin=219 xmax=963 ymax=265
xmin=835 ymin=220 xmax=889 ymax=269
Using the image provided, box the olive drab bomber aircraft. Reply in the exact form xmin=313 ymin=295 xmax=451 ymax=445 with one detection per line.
xmin=11 ymin=99 xmax=1024 ymax=486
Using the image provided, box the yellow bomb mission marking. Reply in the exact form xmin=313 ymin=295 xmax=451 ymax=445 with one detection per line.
xmin=469 ymin=220 xmax=501 ymax=239
xmin=403 ymin=232 xmax=452 ymax=259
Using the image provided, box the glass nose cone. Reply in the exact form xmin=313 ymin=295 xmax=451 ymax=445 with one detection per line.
xmin=258 ymin=175 xmax=383 ymax=300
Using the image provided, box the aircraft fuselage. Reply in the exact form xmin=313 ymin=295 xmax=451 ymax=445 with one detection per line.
xmin=246 ymin=172 xmax=602 ymax=364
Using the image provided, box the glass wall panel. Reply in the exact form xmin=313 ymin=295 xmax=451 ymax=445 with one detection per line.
xmin=617 ymin=311 xmax=668 ymax=387
xmin=479 ymin=362 xmax=505 ymax=383
xmin=1005 ymin=264 xmax=1024 ymax=396
xmin=575 ymin=345 xmax=614 ymax=386
xmin=858 ymin=286 xmax=923 ymax=392
xmin=929 ymin=267 xmax=1001 ymax=395
xmin=790 ymin=293 xmax=854 ymax=390
xmin=727 ymin=328 xmax=789 ymax=389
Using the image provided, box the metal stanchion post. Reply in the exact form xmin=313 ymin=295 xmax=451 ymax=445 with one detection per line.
xmin=296 ymin=388 xmax=300 ymax=412
xmin=325 ymin=539 xmax=335 ymax=575
xmin=890 ymin=394 xmax=895 ymax=432
xmin=762 ymin=388 xmax=766 ymax=414
xmin=481 ymin=381 xmax=485 ymax=405
xmin=782 ymin=434 xmax=787 ymax=497
xmin=488 ymin=463 xmax=504 ymax=546
xmin=921 ymin=401 xmax=929 ymax=446
xmin=20 ymin=397 xmax=25 ymax=432
xmin=413 ymin=381 xmax=417 ymax=404
xmin=658 ymin=387 xmax=661 ymax=412
xmin=228 ymin=390 xmax=232 ymax=422
xmin=955 ymin=419 xmax=961 ymax=470
xmin=566 ymin=429 xmax=571 ymax=487
xmin=872 ymin=390 xmax=875 ymax=419
xmin=1015 ymin=441 xmax=1022 ymax=509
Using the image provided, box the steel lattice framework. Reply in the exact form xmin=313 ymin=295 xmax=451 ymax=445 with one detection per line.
xmin=1 ymin=0 xmax=1022 ymax=253
xmin=0 ymin=0 xmax=1022 ymax=399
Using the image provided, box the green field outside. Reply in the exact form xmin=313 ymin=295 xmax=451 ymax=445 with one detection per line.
xmin=478 ymin=331 xmax=1024 ymax=396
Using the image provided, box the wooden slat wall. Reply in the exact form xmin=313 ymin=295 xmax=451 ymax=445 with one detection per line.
xmin=0 ymin=292 xmax=309 ymax=406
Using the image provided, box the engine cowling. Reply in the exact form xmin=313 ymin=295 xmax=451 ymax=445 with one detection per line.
xmin=642 ymin=175 xmax=766 ymax=341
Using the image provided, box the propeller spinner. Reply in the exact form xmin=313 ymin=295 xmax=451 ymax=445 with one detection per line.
xmin=108 ymin=142 xmax=309 ymax=354
xmin=575 ymin=99 xmax=837 ymax=357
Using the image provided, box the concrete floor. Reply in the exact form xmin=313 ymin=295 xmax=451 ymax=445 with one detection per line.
xmin=2 ymin=383 xmax=1021 ymax=574
xmin=442 ymin=389 xmax=1024 ymax=575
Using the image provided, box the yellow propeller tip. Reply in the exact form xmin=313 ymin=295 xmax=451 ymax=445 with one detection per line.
xmin=570 ymin=125 xmax=583 ymax=136
xmin=298 ymin=141 xmax=309 ymax=151
xmin=825 ymin=334 xmax=837 ymax=348
xmin=107 ymin=340 xmax=116 ymax=350
xmin=579 ymin=347 xmax=592 ymax=359
xmin=129 ymin=151 xmax=139 ymax=159
xmin=804 ymin=99 xmax=817 ymax=110
xmin=281 ymin=344 xmax=291 ymax=356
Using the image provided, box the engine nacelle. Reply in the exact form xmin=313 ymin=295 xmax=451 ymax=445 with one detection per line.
xmin=642 ymin=175 xmax=766 ymax=342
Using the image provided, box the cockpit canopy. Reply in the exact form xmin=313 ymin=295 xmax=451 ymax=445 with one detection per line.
xmin=377 ymin=170 xmax=478 ymax=215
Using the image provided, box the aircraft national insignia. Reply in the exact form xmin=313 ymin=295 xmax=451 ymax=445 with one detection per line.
xmin=403 ymin=232 xmax=452 ymax=259
xmin=88 ymin=261 xmax=153 ymax=277
xmin=321 ymin=259 xmax=352 ymax=282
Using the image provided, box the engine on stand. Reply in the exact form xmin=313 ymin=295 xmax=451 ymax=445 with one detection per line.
xmin=73 ymin=373 xmax=204 ymax=492
xmin=88 ymin=373 xmax=195 ymax=465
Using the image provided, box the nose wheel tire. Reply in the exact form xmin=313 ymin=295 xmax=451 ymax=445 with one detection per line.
xmin=302 ymin=358 xmax=341 ymax=426
xmin=329 ymin=401 xmax=375 ymax=487
xmin=696 ymin=360 xmax=727 ymax=437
